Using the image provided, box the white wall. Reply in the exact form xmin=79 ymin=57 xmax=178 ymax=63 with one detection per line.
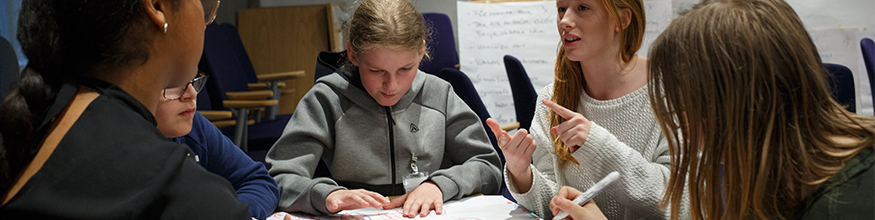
xmin=788 ymin=0 xmax=875 ymax=30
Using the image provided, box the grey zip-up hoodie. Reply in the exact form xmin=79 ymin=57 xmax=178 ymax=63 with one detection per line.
xmin=266 ymin=66 xmax=502 ymax=215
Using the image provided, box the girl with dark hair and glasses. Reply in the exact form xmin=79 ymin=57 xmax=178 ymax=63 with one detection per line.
xmin=0 ymin=0 xmax=250 ymax=218
xmin=155 ymin=72 xmax=281 ymax=220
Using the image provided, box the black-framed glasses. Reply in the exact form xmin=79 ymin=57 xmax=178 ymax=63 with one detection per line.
xmin=203 ymin=0 xmax=221 ymax=25
xmin=164 ymin=72 xmax=209 ymax=100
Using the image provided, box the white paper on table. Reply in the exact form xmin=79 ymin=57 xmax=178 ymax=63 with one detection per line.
xmin=270 ymin=195 xmax=541 ymax=220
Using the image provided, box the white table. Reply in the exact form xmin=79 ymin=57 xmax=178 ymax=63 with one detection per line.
xmin=268 ymin=195 xmax=542 ymax=220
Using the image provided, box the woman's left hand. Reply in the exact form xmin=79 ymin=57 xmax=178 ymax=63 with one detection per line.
xmin=542 ymin=99 xmax=592 ymax=151
xmin=383 ymin=181 xmax=444 ymax=218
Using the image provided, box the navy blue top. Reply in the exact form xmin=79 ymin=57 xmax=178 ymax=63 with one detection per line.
xmin=170 ymin=112 xmax=280 ymax=220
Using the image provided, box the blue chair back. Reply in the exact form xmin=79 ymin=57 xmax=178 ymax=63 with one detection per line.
xmin=824 ymin=63 xmax=856 ymax=113
xmin=196 ymin=24 xmax=291 ymax=152
xmin=503 ymin=55 xmax=538 ymax=130
xmin=861 ymin=38 xmax=875 ymax=105
xmin=199 ymin=23 xmax=253 ymax=110
xmin=0 ymin=36 xmax=19 ymax=100
xmin=219 ymin=23 xmax=259 ymax=83
xmin=436 ymin=67 xmax=514 ymax=202
xmin=420 ymin=13 xmax=459 ymax=75
xmin=435 ymin=68 xmax=501 ymax=161
xmin=196 ymin=81 xmax=214 ymax=110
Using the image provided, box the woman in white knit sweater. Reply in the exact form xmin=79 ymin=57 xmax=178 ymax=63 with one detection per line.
xmin=485 ymin=0 xmax=688 ymax=219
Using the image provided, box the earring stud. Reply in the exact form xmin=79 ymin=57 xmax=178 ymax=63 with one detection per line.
xmin=164 ymin=23 xmax=168 ymax=33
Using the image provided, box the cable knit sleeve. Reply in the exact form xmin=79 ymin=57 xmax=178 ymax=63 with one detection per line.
xmin=569 ymin=91 xmax=691 ymax=220
xmin=504 ymin=84 xmax=561 ymax=219
xmin=504 ymin=83 xmax=690 ymax=220
xmin=573 ymin=122 xmax=679 ymax=219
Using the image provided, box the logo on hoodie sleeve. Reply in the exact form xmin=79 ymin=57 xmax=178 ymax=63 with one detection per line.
xmin=410 ymin=123 xmax=420 ymax=133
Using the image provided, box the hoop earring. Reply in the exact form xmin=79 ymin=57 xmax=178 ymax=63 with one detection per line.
xmin=164 ymin=23 xmax=168 ymax=33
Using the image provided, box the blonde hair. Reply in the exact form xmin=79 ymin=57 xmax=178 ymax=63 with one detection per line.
xmin=647 ymin=0 xmax=875 ymax=219
xmin=550 ymin=0 xmax=645 ymax=165
xmin=344 ymin=0 xmax=430 ymax=58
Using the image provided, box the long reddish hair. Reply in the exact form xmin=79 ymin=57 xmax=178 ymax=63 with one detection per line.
xmin=550 ymin=0 xmax=645 ymax=165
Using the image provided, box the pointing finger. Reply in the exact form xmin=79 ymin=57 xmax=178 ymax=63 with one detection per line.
xmin=542 ymin=99 xmax=576 ymax=120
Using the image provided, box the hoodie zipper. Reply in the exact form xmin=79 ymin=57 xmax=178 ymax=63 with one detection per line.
xmin=384 ymin=106 xmax=398 ymax=195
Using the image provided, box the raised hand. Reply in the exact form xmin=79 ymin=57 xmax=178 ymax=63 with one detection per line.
xmin=542 ymin=99 xmax=591 ymax=151
xmin=549 ymin=186 xmax=607 ymax=220
xmin=325 ymin=189 xmax=390 ymax=213
xmin=485 ymin=118 xmax=536 ymax=192
xmin=383 ymin=181 xmax=444 ymax=218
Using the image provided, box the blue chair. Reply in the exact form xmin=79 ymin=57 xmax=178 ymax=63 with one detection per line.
xmin=503 ymin=55 xmax=538 ymax=131
xmin=197 ymin=83 xmax=234 ymax=128
xmin=861 ymin=38 xmax=875 ymax=105
xmin=0 ymin=37 xmax=19 ymax=100
xmin=436 ymin=67 xmax=514 ymax=202
xmin=419 ymin=13 xmax=459 ymax=75
xmin=824 ymin=63 xmax=856 ymax=113
xmin=218 ymin=23 xmax=304 ymax=121
xmin=200 ymin=23 xmax=300 ymax=151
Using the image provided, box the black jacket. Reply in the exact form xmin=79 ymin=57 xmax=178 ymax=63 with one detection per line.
xmin=0 ymin=78 xmax=250 ymax=219
xmin=791 ymin=145 xmax=875 ymax=219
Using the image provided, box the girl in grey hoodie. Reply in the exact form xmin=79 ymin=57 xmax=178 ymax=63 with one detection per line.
xmin=266 ymin=0 xmax=502 ymax=218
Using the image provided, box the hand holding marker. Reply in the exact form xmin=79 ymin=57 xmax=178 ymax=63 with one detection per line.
xmin=553 ymin=171 xmax=621 ymax=220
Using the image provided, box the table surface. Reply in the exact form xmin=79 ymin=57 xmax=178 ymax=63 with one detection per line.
xmin=268 ymin=195 xmax=543 ymax=220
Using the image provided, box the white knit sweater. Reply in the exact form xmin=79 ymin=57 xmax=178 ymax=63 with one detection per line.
xmin=505 ymin=83 xmax=690 ymax=219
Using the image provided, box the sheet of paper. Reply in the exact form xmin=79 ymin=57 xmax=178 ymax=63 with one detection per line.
xmin=637 ymin=0 xmax=673 ymax=57
xmin=270 ymin=195 xmax=541 ymax=220
xmin=809 ymin=28 xmax=868 ymax=114
xmin=457 ymin=1 xmax=559 ymax=125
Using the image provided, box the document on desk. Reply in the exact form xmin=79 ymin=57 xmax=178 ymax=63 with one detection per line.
xmin=269 ymin=195 xmax=541 ymax=220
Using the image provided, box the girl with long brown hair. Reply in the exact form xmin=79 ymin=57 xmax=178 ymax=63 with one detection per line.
xmin=649 ymin=0 xmax=875 ymax=219
xmin=485 ymin=0 xmax=689 ymax=219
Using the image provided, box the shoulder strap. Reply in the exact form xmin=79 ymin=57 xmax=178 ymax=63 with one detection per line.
xmin=2 ymin=86 xmax=100 ymax=206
